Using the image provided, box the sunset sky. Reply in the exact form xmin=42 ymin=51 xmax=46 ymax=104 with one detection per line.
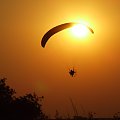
xmin=0 ymin=0 xmax=120 ymax=118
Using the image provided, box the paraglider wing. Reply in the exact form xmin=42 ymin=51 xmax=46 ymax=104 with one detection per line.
xmin=41 ymin=22 xmax=94 ymax=47
xmin=87 ymin=26 xmax=94 ymax=34
xmin=41 ymin=23 xmax=74 ymax=47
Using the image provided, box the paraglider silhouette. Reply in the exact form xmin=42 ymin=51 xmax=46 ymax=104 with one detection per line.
xmin=41 ymin=22 xmax=94 ymax=47
xmin=69 ymin=68 xmax=76 ymax=77
xmin=41 ymin=22 xmax=94 ymax=77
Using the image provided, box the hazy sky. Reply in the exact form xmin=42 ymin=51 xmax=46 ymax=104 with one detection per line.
xmin=0 ymin=0 xmax=120 ymax=118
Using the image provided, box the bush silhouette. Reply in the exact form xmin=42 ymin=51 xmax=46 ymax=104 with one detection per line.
xmin=0 ymin=78 xmax=47 ymax=120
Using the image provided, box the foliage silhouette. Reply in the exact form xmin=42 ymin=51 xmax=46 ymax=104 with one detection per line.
xmin=0 ymin=78 xmax=47 ymax=120
xmin=54 ymin=110 xmax=63 ymax=120
xmin=88 ymin=112 xmax=96 ymax=120
xmin=0 ymin=78 xmax=16 ymax=119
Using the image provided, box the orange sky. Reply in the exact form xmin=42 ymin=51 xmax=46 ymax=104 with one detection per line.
xmin=0 ymin=0 xmax=120 ymax=118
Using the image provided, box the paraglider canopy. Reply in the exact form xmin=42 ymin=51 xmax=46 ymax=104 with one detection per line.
xmin=41 ymin=22 xmax=94 ymax=48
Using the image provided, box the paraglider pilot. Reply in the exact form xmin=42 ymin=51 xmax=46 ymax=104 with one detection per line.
xmin=69 ymin=68 xmax=76 ymax=77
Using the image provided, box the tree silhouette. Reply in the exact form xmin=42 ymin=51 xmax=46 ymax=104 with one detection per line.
xmin=12 ymin=93 xmax=46 ymax=120
xmin=0 ymin=78 xmax=16 ymax=119
xmin=0 ymin=78 xmax=47 ymax=120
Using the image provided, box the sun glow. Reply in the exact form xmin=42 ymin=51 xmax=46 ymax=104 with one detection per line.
xmin=71 ymin=24 xmax=89 ymax=38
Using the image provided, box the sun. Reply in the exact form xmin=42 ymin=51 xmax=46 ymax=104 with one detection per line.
xmin=71 ymin=23 xmax=89 ymax=38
